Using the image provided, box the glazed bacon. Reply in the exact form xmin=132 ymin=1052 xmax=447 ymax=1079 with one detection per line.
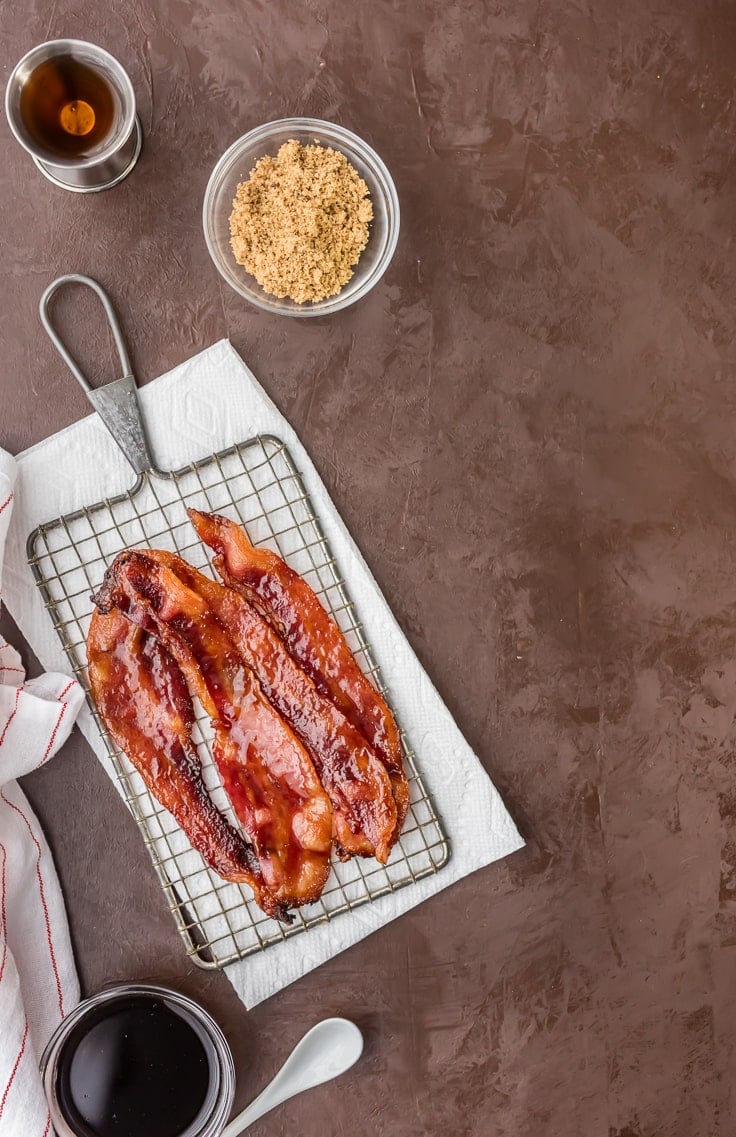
xmin=86 ymin=608 xmax=271 ymax=904
xmin=93 ymin=552 xmax=332 ymax=913
xmin=87 ymin=511 xmax=411 ymax=918
xmin=146 ymin=550 xmax=399 ymax=863
xmin=188 ymin=509 xmax=410 ymax=835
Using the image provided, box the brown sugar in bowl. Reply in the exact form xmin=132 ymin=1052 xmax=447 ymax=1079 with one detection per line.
xmin=203 ymin=118 xmax=399 ymax=317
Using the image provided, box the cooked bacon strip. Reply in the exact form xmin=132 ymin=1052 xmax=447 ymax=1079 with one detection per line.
xmin=146 ymin=550 xmax=398 ymax=863
xmin=93 ymin=552 xmax=332 ymax=912
xmin=86 ymin=608 xmax=274 ymax=906
xmin=189 ymin=509 xmax=410 ymax=835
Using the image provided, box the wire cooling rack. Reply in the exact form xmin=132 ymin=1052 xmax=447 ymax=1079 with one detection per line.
xmin=27 ymin=434 xmax=449 ymax=969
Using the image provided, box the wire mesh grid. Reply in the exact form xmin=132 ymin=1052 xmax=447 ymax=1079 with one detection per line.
xmin=27 ymin=434 xmax=449 ymax=969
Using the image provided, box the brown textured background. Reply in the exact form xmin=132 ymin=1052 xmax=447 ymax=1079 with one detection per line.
xmin=2 ymin=1 xmax=736 ymax=1134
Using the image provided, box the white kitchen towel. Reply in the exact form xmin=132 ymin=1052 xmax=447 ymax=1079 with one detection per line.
xmin=0 ymin=450 xmax=84 ymax=1137
xmin=3 ymin=339 xmax=524 ymax=1009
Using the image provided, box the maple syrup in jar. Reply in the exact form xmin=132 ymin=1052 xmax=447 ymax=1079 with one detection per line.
xmin=19 ymin=54 xmax=116 ymax=159
xmin=40 ymin=985 xmax=235 ymax=1137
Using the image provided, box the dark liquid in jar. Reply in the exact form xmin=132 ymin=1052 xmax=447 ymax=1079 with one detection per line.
xmin=19 ymin=55 xmax=116 ymax=159
xmin=56 ymin=995 xmax=214 ymax=1137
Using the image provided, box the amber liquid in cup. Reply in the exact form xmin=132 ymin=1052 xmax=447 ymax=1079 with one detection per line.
xmin=19 ymin=55 xmax=115 ymax=159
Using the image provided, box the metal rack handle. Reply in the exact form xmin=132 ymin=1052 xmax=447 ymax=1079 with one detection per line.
xmin=39 ymin=274 xmax=153 ymax=476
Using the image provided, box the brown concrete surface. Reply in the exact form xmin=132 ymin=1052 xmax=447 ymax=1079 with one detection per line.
xmin=2 ymin=1 xmax=736 ymax=1134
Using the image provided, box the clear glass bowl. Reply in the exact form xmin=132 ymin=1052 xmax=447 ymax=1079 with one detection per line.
xmin=202 ymin=118 xmax=400 ymax=317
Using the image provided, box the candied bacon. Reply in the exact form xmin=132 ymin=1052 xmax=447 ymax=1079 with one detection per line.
xmin=86 ymin=608 xmax=283 ymax=911
xmin=147 ymin=550 xmax=399 ymax=863
xmin=188 ymin=509 xmax=410 ymax=837
xmin=93 ymin=552 xmax=332 ymax=912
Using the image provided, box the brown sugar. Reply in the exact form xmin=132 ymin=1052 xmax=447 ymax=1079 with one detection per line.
xmin=229 ymin=139 xmax=373 ymax=304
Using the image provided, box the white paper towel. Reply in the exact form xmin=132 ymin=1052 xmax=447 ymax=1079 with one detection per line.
xmin=3 ymin=340 xmax=523 ymax=1008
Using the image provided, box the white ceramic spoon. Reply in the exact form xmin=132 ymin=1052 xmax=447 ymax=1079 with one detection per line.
xmin=221 ymin=1017 xmax=364 ymax=1137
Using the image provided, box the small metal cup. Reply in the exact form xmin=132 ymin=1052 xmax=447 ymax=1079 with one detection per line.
xmin=5 ymin=39 xmax=142 ymax=193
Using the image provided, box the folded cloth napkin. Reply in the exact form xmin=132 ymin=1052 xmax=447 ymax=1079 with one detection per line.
xmin=3 ymin=340 xmax=524 ymax=1009
xmin=0 ymin=451 xmax=84 ymax=1137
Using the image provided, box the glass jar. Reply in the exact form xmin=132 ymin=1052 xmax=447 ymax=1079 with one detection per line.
xmin=40 ymin=983 xmax=235 ymax=1137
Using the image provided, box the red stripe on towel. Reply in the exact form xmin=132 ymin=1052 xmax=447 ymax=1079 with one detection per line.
xmin=35 ymin=681 xmax=77 ymax=769
xmin=0 ymin=792 xmax=65 ymax=1017
xmin=0 ymin=842 xmax=6 ymax=983
xmin=0 ymin=688 xmax=22 ymax=748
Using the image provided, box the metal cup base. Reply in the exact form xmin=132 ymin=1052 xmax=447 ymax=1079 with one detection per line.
xmin=32 ymin=115 xmax=143 ymax=193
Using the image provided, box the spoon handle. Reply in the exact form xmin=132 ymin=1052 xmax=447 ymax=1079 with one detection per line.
xmin=220 ymin=1080 xmax=282 ymax=1136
